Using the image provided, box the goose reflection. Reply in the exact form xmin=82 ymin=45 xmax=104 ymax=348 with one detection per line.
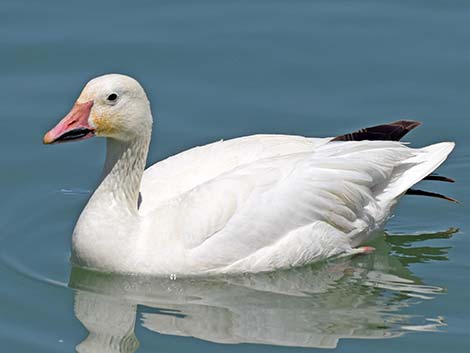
xmin=69 ymin=229 xmax=456 ymax=352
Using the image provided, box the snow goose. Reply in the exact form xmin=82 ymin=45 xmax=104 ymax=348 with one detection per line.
xmin=43 ymin=74 xmax=455 ymax=275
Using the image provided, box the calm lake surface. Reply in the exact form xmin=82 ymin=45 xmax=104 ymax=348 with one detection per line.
xmin=1 ymin=0 xmax=469 ymax=352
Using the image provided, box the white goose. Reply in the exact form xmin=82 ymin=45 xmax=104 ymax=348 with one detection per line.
xmin=44 ymin=74 xmax=455 ymax=275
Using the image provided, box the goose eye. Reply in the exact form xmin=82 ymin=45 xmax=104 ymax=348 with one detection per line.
xmin=107 ymin=93 xmax=118 ymax=102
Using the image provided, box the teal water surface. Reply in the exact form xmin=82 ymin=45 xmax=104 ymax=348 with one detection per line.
xmin=1 ymin=1 xmax=469 ymax=352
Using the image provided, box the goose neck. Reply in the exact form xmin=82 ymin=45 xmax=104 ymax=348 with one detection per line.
xmin=94 ymin=135 xmax=150 ymax=213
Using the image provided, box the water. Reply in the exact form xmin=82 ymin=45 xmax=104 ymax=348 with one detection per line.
xmin=0 ymin=0 xmax=469 ymax=352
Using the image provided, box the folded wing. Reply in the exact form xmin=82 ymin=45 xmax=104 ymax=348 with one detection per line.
xmin=147 ymin=140 xmax=454 ymax=271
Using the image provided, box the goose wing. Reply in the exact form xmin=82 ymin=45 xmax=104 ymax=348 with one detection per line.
xmin=139 ymin=134 xmax=329 ymax=212
xmin=146 ymin=141 xmax=453 ymax=271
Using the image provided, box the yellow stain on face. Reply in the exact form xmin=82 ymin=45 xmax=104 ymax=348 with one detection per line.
xmin=93 ymin=113 xmax=118 ymax=136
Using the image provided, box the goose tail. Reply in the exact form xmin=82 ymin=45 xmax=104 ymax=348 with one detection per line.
xmin=381 ymin=142 xmax=456 ymax=203
xmin=332 ymin=120 xmax=456 ymax=203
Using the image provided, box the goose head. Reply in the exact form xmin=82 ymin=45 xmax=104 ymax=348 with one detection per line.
xmin=43 ymin=74 xmax=152 ymax=144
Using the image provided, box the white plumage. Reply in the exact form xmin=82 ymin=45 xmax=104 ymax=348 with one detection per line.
xmin=44 ymin=74 xmax=455 ymax=275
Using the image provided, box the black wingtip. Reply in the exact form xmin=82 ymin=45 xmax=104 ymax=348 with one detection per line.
xmin=405 ymin=188 xmax=459 ymax=204
xmin=395 ymin=120 xmax=422 ymax=130
xmin=423 ymin=175 xmax=456 ymax=183
xmin=331 ymin=120 xmax=422 ymax=142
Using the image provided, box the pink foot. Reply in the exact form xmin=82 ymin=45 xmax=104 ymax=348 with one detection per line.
xmin=357 ymin=246 xmax=375 ymax=254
